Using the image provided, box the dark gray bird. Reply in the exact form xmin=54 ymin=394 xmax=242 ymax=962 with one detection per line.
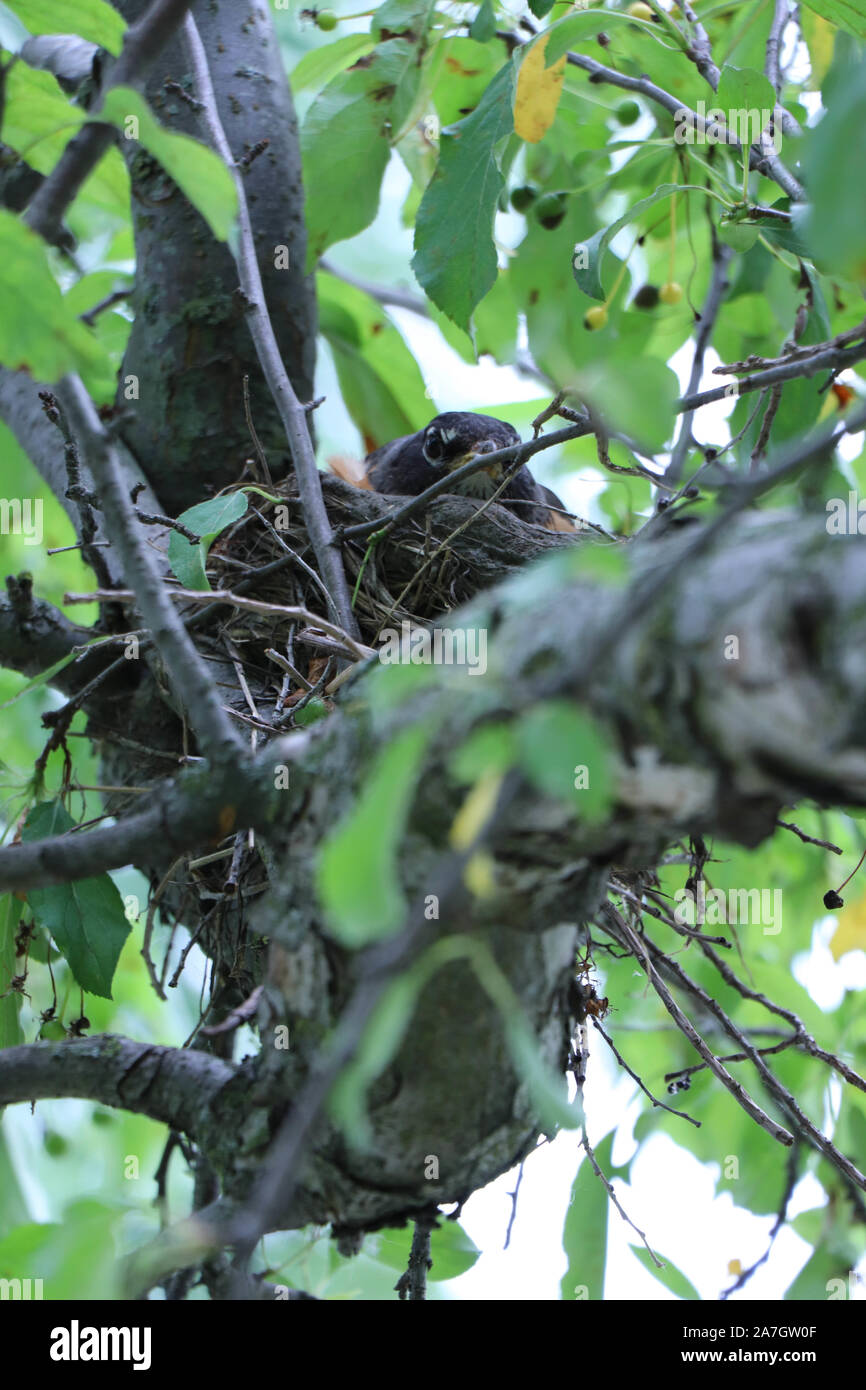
xmin=363 ymin=412 xmax=574 ymax=530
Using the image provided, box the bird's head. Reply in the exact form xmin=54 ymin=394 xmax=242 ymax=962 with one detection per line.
xmin=421 ymin=413 xmax=521 ymax=483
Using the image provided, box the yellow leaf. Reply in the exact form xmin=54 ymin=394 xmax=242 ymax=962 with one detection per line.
xmin=514 ymin=34 xmax=566 ymax=144
xmin=464 ymin=851 xmax=497 ymax=898
xmin=450 ymin=770 xmax=504 ymax=851
xmin=727 ymin=1258 xmax=742 ymax=1276
xmin=830 ymin=893 xmax=866 ymax=961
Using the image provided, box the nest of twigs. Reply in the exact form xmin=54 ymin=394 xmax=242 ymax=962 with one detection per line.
xmin=91 ymin=472 xmax=577 ymax=1005
xmin=191 ymin=473 xmax=578 ymax=729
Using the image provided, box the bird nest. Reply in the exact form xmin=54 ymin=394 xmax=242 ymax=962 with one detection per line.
xmin=193 ymin=473 xmax=578 ymax=728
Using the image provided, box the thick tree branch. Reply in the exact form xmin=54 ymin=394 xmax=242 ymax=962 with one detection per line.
xmin=179 ymin=14 xmax=357 ymax=639
xmin=0 ymin=739 xmax=280 ymax=890
xmin=0 ymin=580 xmax=95 ymax=690
xmin=0 ymin=1035 xmax=235 ymax=1139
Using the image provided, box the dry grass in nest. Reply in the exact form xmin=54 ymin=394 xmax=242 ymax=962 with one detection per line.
xmin=192 ymin=474 xmax=575 ymax=727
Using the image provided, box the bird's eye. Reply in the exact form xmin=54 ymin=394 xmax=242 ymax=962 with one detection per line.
xmin=424 ymin=433 xmax=443 ymax=462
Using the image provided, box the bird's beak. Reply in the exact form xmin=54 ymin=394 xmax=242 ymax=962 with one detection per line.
xmin=450 ymin=439 xmax=500 ymax=474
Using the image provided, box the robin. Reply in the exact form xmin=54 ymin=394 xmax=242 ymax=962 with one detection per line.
xmin=361 ymin=412 xmax=575 ymax=531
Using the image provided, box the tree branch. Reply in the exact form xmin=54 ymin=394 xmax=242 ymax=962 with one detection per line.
xmin=665 ymin=236 xmax=733 ymax=484
xmin=0 ymin=1035 xmax=235 ymax=1138
xmin=565 ymin=50 xmax=805 ymax=201
xmin=57 ymin=376 xmax=243 ymax=756
xmin=0 ymin=579 xmax=95 ymax=690
xmin=179 ymin=14 xmax=357 ymax=640
xmin=678 ymin=338 xmax=866 ymax=411
xmin=339 ymin=420 xmax=593 ymax=543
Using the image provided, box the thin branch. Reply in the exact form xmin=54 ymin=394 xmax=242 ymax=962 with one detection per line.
xmin=763 ymin=0 xmax=801 ymax=137
xmin=564 ymin=50 xmax=804 ymax=201
xmin=679 ymin=338 xmax=866 ymax=412
xmin=776 ymin=819 xmax=843 ymax=854
xmin=671 ymin=0 xmax=720 ymax=88
xmin=320 ymin=258 xmax=432 ymax=317
xmin=63 ymin=586 xmax=376 ymax=663
xmin=340 ymin=420 xmax=592 ymax=544
xmin=38 ymin=389 xmax=114 ymax=588
xmin=0 ymin=756 xmax=270 ymax=892
xmin=664 ymin=239 xmax=733 ymax=484
xmin=394 ymin=1213 xmax=436 ymax=1300
xmin=591 ymin=1015 xmax=700 ymax=1126
xmin=599 ymin=903 xmax=795 ymax=1147
xmin=79 ymin=287 xmax=131 ymax=327
xmin=581 ymin=1125 xmax=664 ymax=1267
xmin=179 ymin=15 xmax=357 ymax=639
xmin=56 ymin=376 xmax=242 ymax=756
xmin=653 ymin=935 xmax=866 ymax=1188
xmin=721 ymin=1142 xmax=800 ymax=1299
xmin=718 ymin=317 xmax=866 ymax=373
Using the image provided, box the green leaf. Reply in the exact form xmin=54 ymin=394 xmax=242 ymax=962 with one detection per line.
xmin=371 ymin=0 xmax=438 ymax=133
xmin=715 ymin=64 xmax=776 ymax=118
xmin=22 ymin=802 xmax=130 ymax=1000
xmin=293 ymin=697 xmax=330 ymax=728
xmin=317 ymin=723 xmax=433 ymax=946
xmin=4 ymin=0 xmax=126 ymax=54
xmin=800 ymin=0 xmax=866 ymax=39
xmin=290 ymin=33 xmax=376 ymax=93
xmin=366 ymin=1221 xmax=481 ymax=1279
xmin=529 ymin=0 xmax=557 ymax=16
xmin=450 ymin=722 xmax=516 ymax=782
xmin=302 ymin=42 xmax=411 ymax=264
xmin=801 ymin=55 xmax=866 ymax=280
xmin=0 ymin=1200 xmax=122 ymax=1299
xmin=413 ymin=61 xmax=515 ymax=331
xmin=545 ymin=10 xmax=622 ymax=63
xmin=629 ymin=1244 xmax=700 ymax=1299
xmin=573 ymin=183 xmax=712 ymax=302
xmin=100 ymin=87 xmax=237 ymax=241
xmin=516 ymin=700 xmax=615 ymax=821
xmin=561 ymin=1133 xmax=611 ymax=1299
xmin=0 ymin=891 xmax=24 ymax=1049
xmin=575 ymin=352 xmax=679 ymax=453
xmin=430 ymin=36 xmax=501 ymax=130
xmin=317 ymin=273 xmax=430 ymax=447
xmin=0 ymin=1131 xmax=28 ymax=1229
xmin=167 ymin=492 xmax=248 ymax=592
xmin=0 ymin=211 xmax=108 ymax=380
xmin=470 ymin=0 xmax=497 ymax=43
xmin=2 ymin=62 xmax=86 ymax=171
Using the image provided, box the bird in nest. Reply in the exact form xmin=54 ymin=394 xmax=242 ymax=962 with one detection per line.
xmin=330 ymin=412 xmax=576 ymax=532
